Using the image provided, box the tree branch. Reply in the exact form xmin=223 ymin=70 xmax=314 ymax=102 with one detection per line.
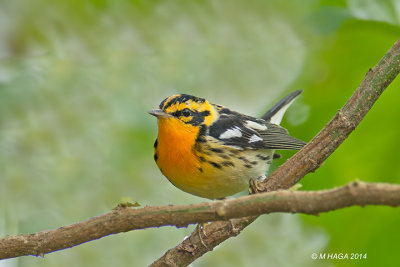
xmin=151 ymin=39 xmax=400 ymax=266
xmin=1 ymin=181 xmax=400 ymax=260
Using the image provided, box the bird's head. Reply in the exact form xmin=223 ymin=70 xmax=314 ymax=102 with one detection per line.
xmin=149 ymin=94 xmax=217 ymax=126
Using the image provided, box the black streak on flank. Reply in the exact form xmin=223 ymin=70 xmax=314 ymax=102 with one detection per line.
xmin=229 ymin=150 xmax=240 ymax=155
xmin=256 ymin=154 xmax=270 ymax=161
xmin=210 ymin=148 xmax=224 ymax=153
xmin=250 ymin=161 xmax=258 ymax=165
xmin=198 ymin=167 xmax=203 ymax=173
xmin=154 ymin=154 xmax=158 ymax=161
xmin=238 ymin=156 xmax=249 ymax=163
xmin=219 ymin=154 xmax=230 ymax=159
xmin=209 ymin=161 xmax=222 ymax=169
xmin=244 ymin=164 xmax=252 ymax=168
xmin=154 ymin=139 xmax=158 ymax=148
xmin=221 ymin=161 xmax=234 ymax=167
xmin=199 ymin=156 xmax=206 ymax=162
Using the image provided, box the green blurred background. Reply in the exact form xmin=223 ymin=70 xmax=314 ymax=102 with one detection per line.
xmin=1 ymin=0 xmax=400 ymax=266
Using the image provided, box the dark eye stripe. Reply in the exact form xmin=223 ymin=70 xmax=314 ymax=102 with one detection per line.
xmin=172 ymin=110 xmax=181 ymax=117
xmin=181 ymin=108 xmax=191 ymax=117
xmin=200 ymin=110 xmax=210 ymax=116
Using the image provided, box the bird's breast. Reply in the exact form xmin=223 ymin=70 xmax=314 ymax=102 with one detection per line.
xmin=154 ymin=118 xmax=205 ymax=187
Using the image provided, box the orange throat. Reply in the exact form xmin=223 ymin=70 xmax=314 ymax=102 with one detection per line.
xmin=155 ymin=118 xmax=201 ymax=183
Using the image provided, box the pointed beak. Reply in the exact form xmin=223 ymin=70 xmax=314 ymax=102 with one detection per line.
xmin=148 ymin=109 xmax=172 ymax=118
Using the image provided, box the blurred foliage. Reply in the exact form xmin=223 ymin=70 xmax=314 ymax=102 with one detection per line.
xmin=1 ymin=0 xmax=400 ymax=266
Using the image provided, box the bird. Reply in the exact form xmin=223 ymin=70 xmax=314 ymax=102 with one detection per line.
xmin=149 ymin=90 xmax=306 ymax=199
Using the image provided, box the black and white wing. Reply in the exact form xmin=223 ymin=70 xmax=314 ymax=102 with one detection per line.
xmin=208 ymin=114 xmax=306 ymax=150
xmin=208 ymin=90 xmax=306 ymax=150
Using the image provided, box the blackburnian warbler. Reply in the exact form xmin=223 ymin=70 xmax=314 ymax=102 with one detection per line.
xmin=149 ymin=91 xmax=306 ymax=199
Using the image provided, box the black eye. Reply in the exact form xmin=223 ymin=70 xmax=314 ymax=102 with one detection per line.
xmin=181 ymin=108 xmax=191 ymax=117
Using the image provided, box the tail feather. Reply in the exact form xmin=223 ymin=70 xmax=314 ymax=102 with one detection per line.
xmin=261 ymin=90 xmax=302 ymax=125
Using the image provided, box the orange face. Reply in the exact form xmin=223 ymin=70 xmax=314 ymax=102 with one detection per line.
xmin=149 ymin=94 xmax=221 ymax=196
